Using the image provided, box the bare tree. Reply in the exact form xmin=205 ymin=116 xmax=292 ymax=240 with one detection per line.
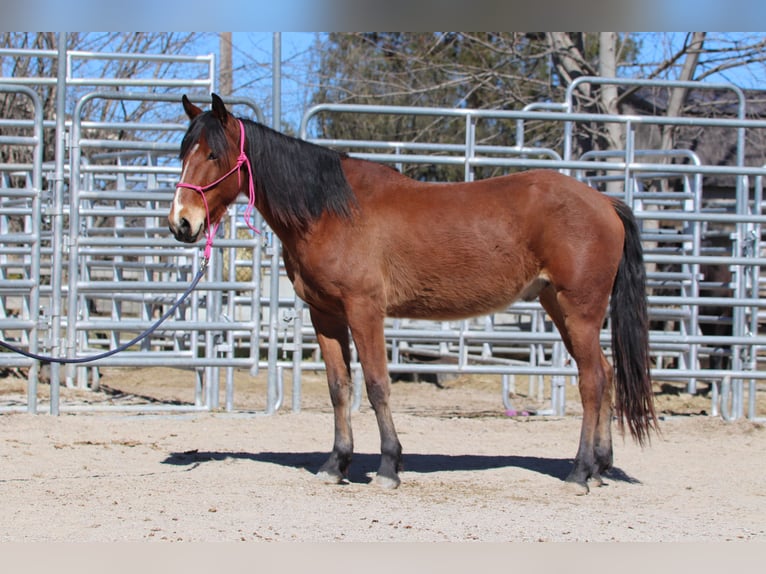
xmin=660 ymin=32 xmax=707 ymax=153
xmin=1 ymin=32 xmax=203 ymax=165
xmin=309 ymin=32 xmax=653 ymax=178
xmin=219 ymin=32 xmax=233 ymax=97
xmin=310 ymin=33 xmax=576 ymax=179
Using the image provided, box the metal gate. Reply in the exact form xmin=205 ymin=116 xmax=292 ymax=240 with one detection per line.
xmin=2 ymin=53 xmax=765 ymax=421
xmin=0 ymin=84 xmax=44 ymax=408
xmin=1 ymin=44 xmax=276 ymax=414
xmin=298 ymin=79 xmax=766 ymax=420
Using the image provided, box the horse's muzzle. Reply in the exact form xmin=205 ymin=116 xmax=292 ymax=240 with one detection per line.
xmin=168 ymin=217 xmax=200 ymax=244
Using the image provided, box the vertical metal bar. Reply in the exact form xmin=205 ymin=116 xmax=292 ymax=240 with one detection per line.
xmin=515 ymin=119 xmax=524 ymax=150
xmin=551 ymin=341 xmax=566 ymax=416
xmin=749 ymin=173 xmax=763 ymax=419
xmin=731 ymin=94 xmax=748 ymax=416
xmin=66 ymin=97 xmax=86 ymax=390
xmin=191 ymin=252 xmax=202 ymax=406
xmin=266 ymin=235 xmax=281 ymax=414
xmin=266 ymin=32 xmax=283 ymax=414
xmin=562 ymin=90 xmax=574 ymax=174
xmin=207 ymin=236 xmax=223 ymax=409
xmin=250 ymin=212 xmax=264 ymax=378
xmin=48 ymin=33 xmax=68 ymax=415
xmin=288 ymin=34 xmax=304 ymax=411
xmin=225 ymin=211 xmax=237 ymax=412
xmin=292 ymin=298 xmax=304 ymax=412
xmin=623 ymin=120 xmax=634 ymax=206
xmin=464 ymin=113 xmax=475 ymax=182
xmin=208 ymin=53 xmax=216 ymax=95
xmin=29 ymin=92 xmax=42 ymax=412
xmin=686 ymin=170 xmax=701 ymax=394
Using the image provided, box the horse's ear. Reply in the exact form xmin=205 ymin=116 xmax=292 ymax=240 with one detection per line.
xmin=211 ymin=93 xmax=230 ymax=125
xmin=182 ymin=95 xmax=203 ymax=120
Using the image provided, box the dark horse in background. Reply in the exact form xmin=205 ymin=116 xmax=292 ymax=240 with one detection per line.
xmin=168 ymin=94 xmax=657 ymax=494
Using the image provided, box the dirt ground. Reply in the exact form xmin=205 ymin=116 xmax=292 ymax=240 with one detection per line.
xmin=0 ymin=366 xmax=765 ymax=542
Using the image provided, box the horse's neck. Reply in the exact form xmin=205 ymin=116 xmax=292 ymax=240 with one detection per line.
xmin=249 ymin=192 xmax=301 ymax=249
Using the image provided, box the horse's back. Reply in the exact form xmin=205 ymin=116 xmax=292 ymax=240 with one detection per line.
xmin=340 ymin=166 xmax=623 ymax=320
xmin=348 ymin=165 xmax=616 ymax=228
xmin=360 ymin=167 xmax=623 ymax=265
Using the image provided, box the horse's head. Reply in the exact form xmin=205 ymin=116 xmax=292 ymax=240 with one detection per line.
xmin=169 ymin=93 xmax=245 ymax=244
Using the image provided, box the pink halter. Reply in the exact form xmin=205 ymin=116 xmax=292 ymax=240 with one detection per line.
xmin=177 ymin=119 xmax=259 ymax=259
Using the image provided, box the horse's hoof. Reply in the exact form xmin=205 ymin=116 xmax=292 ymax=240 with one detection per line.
xmin=316 ymin=470 xmax=344 ymax=485
xmin=588 ymin=474 xmax=605 ymax=488
xmin=562 ymin=480 xmax=589 ymax=496
xmin=372 ymin=473 xmax=400 ymax=490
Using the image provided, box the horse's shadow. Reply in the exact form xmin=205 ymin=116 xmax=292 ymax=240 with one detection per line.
xmin=162 ymin=449 xmax=640 ymax=485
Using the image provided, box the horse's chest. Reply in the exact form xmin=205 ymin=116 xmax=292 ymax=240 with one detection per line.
xmin=284 ymin=260 xmax=347 ymax=317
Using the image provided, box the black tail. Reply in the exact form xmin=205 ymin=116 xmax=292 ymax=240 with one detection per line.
xmin=610 ymin=199 xmax=658 ymax=445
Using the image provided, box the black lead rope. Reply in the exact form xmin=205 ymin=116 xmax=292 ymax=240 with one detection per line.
xmin=0 ymin=259 xmax=208 ymax=365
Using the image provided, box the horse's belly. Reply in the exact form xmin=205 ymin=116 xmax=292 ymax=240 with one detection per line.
xmin=385 ymin=274 xmax=546 ymax=321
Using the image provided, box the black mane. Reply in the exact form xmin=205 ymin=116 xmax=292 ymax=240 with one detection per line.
xmin=180 ymin=113 xmax=357 ymax=228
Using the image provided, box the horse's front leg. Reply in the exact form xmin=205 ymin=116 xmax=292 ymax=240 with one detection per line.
xmin=310 ymin=307 xmax=354 ymax=484
xmin=347 ymin=305 xmax=402 ymax=489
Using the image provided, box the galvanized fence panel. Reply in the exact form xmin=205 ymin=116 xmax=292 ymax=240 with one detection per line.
xmin=299 ymin=88 xmax=766 ymax=421
xmin=0 ymin=47 xmax=215 ymax=92
xmin=0 ymin=84 xmax=44 ymax=412
xmin=2 ymin=46 xmax=274 ymax=413
xmin=64 ymin=92 xmax=271 ymax=412
xmin=2 ymin=45 xmax=221 ymax=414
xmin=1 ymin=68 xmax=765 ymax=421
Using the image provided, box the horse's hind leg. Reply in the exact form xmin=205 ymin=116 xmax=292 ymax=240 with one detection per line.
xmin=593 ymin=353 xmax=615 ymax=481
xmin=310 ymin=307 xmax=354 ymax=484
xmin=540 ymin=285 xmax=612 ymax=493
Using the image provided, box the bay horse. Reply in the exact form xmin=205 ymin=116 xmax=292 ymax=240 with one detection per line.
xmin=169 ymin=94 xmax=657 ymax=493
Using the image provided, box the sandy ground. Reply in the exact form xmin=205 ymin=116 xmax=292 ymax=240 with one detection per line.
xmin=0 ymin=366 xmax=765 ymax=543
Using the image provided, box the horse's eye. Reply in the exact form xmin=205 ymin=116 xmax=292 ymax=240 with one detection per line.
xmin=207 ymin=152 xmax=217 ymax=161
